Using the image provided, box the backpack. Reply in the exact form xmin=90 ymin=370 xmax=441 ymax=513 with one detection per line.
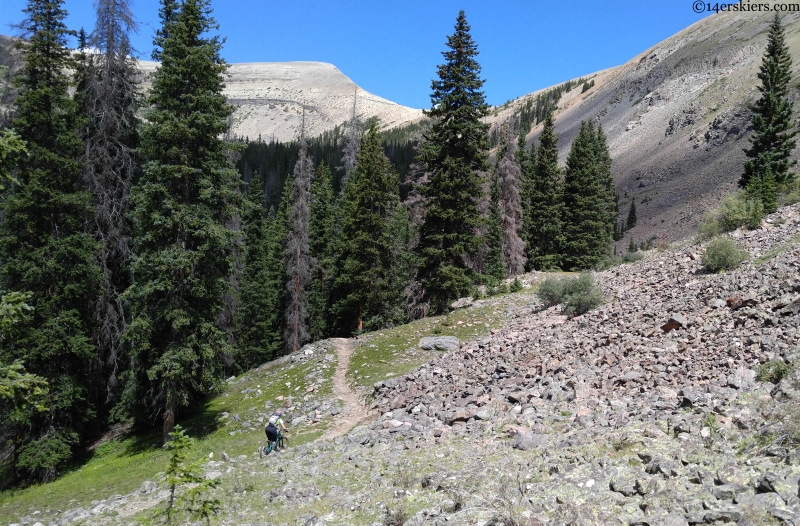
xmin=267 ymin=414 xmax=279 ymax=426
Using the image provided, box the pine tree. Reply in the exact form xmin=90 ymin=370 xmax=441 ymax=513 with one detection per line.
xmin=761 ymin=165 xmax=779 ymax=214
xmin=416 ymin=11 xmax=489 ymax=312
xmin=331 ymin=120 xmax=408 ymax=333
xmin=626 ymin=199 xmax=637 ymax=230
xmin=236 ymin=173 xmax=283 ymax=369
xmin=497 ymin=124 xmax=526 ymax=276
xmin=284 ymin=138 xmax=313 ymax=353
xmin=527 ymin=110 xmax=563 ymax=271
xmin=484 ymin=169 xmax=505 ymax=283
xmin=80 ymin=0 xmax=140 ymax=410
xmin=741 ymin=14 xmax=797 ymax=189
xmin=517 ymin=129 xmax=536 ymax=268
xmin=562 ymin=120 xmax=610 ymax=270
xmin=0 ymin=0 xmax=101 ymax=481
xmin=308 ymin=161 xmax=336 ymax=342
xmin=122 ymin=0 xmax=241 ymax=442
xmin=594 ymin=123 xmax=616 ymax=241
xmin=338 ymin=89 xmax=360 ymax=193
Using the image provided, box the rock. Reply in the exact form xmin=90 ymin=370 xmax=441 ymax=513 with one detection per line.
xmin=418 ymin=336 xmax=460 ymax=352
xmin=712 ymin=483 xmax=749 ymax=501
xmin=220 ymin=451 xmax=230 ymax=461
xmin=450 ymin=297 xmax=473 ymax=309
xmin=138 ymin=480 xmax=158 ymax=495
xmin=661 ymin=314 xmax=686 ymax=333
xmin=512 ymin=432 xmax=548 ymax=451
xmin=709 ymin=298 xmax=726 ymax=309
xmin=727 ymin=367 xmax=756 ymax=390
xmin=779 ymin=298 xmax=800 ymax=316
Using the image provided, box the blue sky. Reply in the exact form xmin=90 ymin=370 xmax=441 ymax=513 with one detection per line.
xmin=1 ymin=0 xmax=711 ymax=109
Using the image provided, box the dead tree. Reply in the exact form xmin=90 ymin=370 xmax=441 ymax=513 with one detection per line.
xmin=80 ymin=0 xmax=139 ymax=403
xmin=498 ymin=122 xmax=526 ymax=276
xmin=284 ymin=117 xmax=313 ymax=352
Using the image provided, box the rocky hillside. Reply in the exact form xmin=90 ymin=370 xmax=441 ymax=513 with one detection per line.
xmin=490 ymin=8 xmax=800 ymax=247
xmin=134 ymin=60 xmax=424 ymax=142
xmin=9 ymin=204 xmax=799 ymax=526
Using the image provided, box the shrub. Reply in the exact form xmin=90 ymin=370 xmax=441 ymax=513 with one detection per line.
xmin=701 ymin=236 xmax=748 ymax=272
xmin=699 ymin=193 xmax=763 ymax=238
xmin=623 ymin=251 xmax=644 ymax=263
xmin=536 ymin=276 xmax=564 ymax=308
xmin=756 ymin=360 xmax=791 ymax=384
xmin=509 ymin=277 xmax=523 ymax=293
xmin=779 ymin=179 xmax=800 ymax=207
xmin=561 ymin=273 xmax=603 ymax=316
xmin=536 ymin=273 xmax=603 ymax=316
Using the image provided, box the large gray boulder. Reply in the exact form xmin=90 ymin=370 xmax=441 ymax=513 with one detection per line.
xmin=418 ymin=336 xmax=460 ymax=352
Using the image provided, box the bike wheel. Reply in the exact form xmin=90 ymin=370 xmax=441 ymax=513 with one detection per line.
xmin=278 ymin=436 xmax=288 ymax=450
xmin=259 ymin=439 xmax=271 ymax=458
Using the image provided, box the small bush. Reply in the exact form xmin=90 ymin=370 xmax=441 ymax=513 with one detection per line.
xmin=701 ymin=236 xmax=748 ymax=272
xmin=623 ymin=251 xmax=644 ymax=263
xmin=699 ymin=193 xmax=763 ymax=238
xmin=561 ymin=273 xmax=603 ymax=317
xmin=536 ymin=273 xmax=603 ymax=316
xmin=536 ymin=276 xmax=564 ymax=308
xmin=509 ymin=277 xmax=523 ymax=293
xmin=779 ymin=179 xmax=800 ymax=207
xmin=756 ymin=360 xmax=791 ymax=384
xmin=497 ymin=283 xmax=509 ymax=294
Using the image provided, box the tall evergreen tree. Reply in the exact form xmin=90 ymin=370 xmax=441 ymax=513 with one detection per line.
xmin=497 ymin=124 xmax=526 ymax=276
xmin=236 ymin=173 xmax=283 ymax=369
xmin=80 ymin=0 xmax=140 ymax=409
xmin=416 ymin=11 xmax=489 ymax=312
xmin=338 ymin=89 xmax=360 ymax=193
xmin=308 ymin=161 xmax=336 ymax=341
xmin=561 ymin=120 xmax=610 ymax=270
xmin=741 ymin=14 xmax=797 ymax=189
xmin=0 ymin=0 xmax=101 ymax=481
xmin=284 ymin=139 xmax=313 ymax=353
xmin=527 ymin=110 xmax=563 ymax=270
xmin=517 ymin=128 xmax=535 ymax=268
xmin=331 ymin=120 xmax=408 ymax=333
xmin=122 ymin=0 xmax=241 ymax=442
xmin=594 ymin=123 xmax=616 ymax=242
xmin=483 ymin=169 xmax=505 ymax=283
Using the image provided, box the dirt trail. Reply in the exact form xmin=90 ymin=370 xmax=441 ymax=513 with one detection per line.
xmin=320 ymin=338 xmax=373 ymax=440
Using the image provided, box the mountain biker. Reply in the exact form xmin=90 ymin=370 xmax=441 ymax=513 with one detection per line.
xmin=264 ymin=410 xmax=288 ymax=451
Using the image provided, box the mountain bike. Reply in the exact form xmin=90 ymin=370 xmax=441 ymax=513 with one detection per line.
xmin=259 ymin=430 xmax=288 ymax=458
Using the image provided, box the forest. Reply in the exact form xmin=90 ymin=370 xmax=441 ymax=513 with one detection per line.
xmin=0 ymin=0 xmax=623 ymax=485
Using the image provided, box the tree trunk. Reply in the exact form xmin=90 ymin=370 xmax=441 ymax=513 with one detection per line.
xmin=163 ymin=389 xmax=175 ymax=444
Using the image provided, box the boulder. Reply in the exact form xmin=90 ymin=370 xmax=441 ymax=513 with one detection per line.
xmin=419 ymin=336 xmax=461 ymax=352
xmin=512 ymin=432 xmax=548 ymax=450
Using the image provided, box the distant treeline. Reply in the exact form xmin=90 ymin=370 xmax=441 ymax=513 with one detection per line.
xmin=236 ymin=119 xmax=427 ymax=208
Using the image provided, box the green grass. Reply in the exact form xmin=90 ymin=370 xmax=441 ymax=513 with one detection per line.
xmin=348 ymin=294 xmax=535 ymax=388
xmin=0 ymin=348 xmax=338 ymax=520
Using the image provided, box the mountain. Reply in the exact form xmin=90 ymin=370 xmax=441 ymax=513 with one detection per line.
xmin=489 ymin=10 xmax=800 ymax=246
xmin=135 ymin=59 xmax=424 ymax=143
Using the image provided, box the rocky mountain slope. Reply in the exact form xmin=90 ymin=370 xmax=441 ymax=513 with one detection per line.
xmin=10 ymin=203 xmax=799 ymax=526
xmin=134 ymin=60 xmax=424 ymax=143
xmin=489 ymin=8 xmax=800 ymax=247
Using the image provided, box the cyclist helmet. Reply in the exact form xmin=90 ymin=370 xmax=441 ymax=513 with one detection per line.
xmin=276 ymin=410 xmax=283 ymax=416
